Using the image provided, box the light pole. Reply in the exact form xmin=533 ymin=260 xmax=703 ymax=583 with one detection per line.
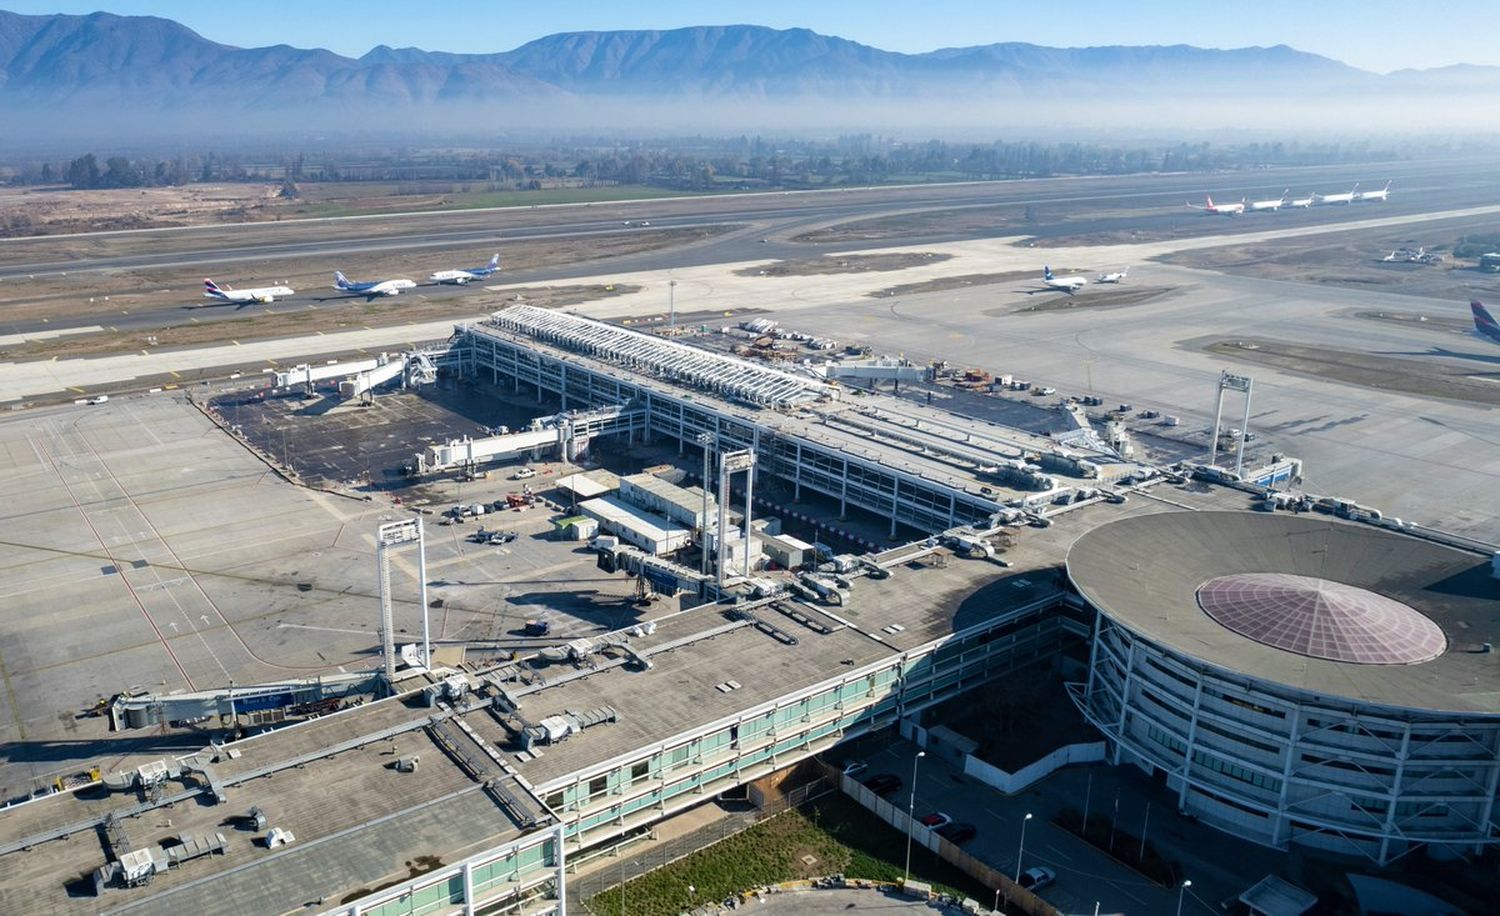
xmin=992 ymin=887 xmax=1001 ymax=914
xmin=1014 ymin=812 xmax=1033 ymax=882
xmin=1175 ymin=879 xmax=1192 ymax=916
xmin=668 ymin=279 xmax=678 ymax=332
xmin=903 ymin=750 xmax=926 ymax=884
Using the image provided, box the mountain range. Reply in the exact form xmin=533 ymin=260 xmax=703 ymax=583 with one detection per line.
xmin=1 ymin=10 xmax=1492 ymax=140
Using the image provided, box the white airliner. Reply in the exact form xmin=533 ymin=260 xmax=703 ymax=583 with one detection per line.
xmin=1248 ymin=190 xmax=1289 ymax=212
xmin=428 ymin=253 xmax=501 ymax=285
xmin=1042 ymin=266 xmax=1088 ymax=293
xmin=1287 ymin=193 xmax=1316 ymax=208
xmin=333 ymin=271 xmax=417 ymax=298
xmin=1355 ymin=180 xmax=1392 ymax=202
xmin=1187 ymin=195 xmax=1245 ymax=216
xmin=1315 ymin=184 xmax=1359 ymax=205
xmin=1096 ymin=267 xmax=1129 ymax=284
xmin=202 ymin=278 xmax=294 ymax=306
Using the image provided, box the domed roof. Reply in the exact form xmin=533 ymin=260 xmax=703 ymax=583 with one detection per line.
xmin=1196 ymin=573 xmax=1446 ymax=665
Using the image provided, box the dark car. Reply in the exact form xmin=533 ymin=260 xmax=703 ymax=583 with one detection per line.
xmin=861 ymin=773 xmax=901 ymax=796
xmin=935 ymin=821 xmax=977 ymax=844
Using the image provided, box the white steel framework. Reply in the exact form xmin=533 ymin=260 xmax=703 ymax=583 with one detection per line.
xmin=485 ymin=306 xmax=835 ymax=409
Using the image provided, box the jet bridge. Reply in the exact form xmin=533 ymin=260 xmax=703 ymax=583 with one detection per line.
xmin=271 ymin=350 xmax=445 ymax=398
xmin=415 ymin=404 xmax=647 ymax=475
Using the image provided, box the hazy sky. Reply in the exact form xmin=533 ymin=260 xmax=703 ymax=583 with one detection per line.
xmin=4 ymin=1 xmax=1492 ymax=73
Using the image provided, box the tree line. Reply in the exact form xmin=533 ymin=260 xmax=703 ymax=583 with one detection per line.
xmin=10 ymin=136 xmax=1406 ymax=193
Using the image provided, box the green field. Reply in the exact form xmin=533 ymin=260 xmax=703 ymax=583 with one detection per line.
xmin=588 ymin=795 xmax=992 ymax=916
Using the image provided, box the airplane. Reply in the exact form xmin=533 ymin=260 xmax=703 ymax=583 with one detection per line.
xmin=1287 ymin=193 xmax=1316 ymax=208
xmin=428 ymin=253 xmax=501 ymax=285
xmin=1096 ymin=267 xmax=1129 ymax=284
xmin=1041 ymin=266 xmax=1088 ymax=293
xmin=333 ymin=271 xmax=416 ymax=299
xmin=1187 ymin=195 xmax=1245 ymax=216
xmin=1248 ymin=190 xmax=1289 ymax=212
xmin=202 ymin=277 xmax=294 ymax=307
xmin=1355 ymin=180 xmax=1392 ymax=202
xmin=1315 ymin=184 xmax=1359 ymax=205
xmin=1473 ymin=300 xmax=1500 ymax=344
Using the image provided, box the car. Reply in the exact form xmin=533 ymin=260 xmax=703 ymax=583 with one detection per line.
xmin=488 ymin=531 xmax=518 ymax=545
xmin=1017 ymin=867 xmax=1055 ymax=891
xmin=861 ymin=773 xmax=901 ymax=796
xmin=512 ymin=467 xmax=537 ymax=479
xmin=919 ymin=812 xmax=952 ymax=828
xmin=838 ymin=759 xmax=868 ymax=777
xmin=935 ymin=822 xmax=976 ymax=844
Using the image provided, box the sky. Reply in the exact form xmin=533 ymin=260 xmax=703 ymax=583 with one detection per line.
xmin=3 ymin=1 xmax=1493 ymax=73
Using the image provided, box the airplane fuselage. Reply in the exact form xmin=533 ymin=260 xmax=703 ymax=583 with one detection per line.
xmin=204 ymin=281 xmax=294 ymax=304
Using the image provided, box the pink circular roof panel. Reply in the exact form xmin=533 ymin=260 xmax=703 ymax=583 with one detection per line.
xmin=1196 ymin=573 xmax=1446 ymax=665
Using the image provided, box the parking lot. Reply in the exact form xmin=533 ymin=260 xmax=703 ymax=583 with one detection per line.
xmin=846 ymin=738 xmax=1294 ymax=915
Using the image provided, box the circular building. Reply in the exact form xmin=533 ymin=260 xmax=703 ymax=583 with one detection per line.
xmin=1067 ymin=511 xmax=1500 ymax=864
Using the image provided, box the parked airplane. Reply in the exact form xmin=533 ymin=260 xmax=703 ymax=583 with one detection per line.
xmin=1248 ymin=190 xmax=1289 ymax=212
xmin=1042 ymin=266 xmax=1088 ymax=293
xmin=1473 ymin=300 xmax=1500 ymax=344
xmin=1187 ymin=195 xmax=1245 ymax=215
xmin=1315 ymin=184 xmax=1359 ymax=205
xmin=202 ymin=278 xmax=294 ymax=306
xmin=333 ymin=271 xmax=416 ymax=298
xmin=1288 ymin=193 xmax=1316 ymax=208
xmin=1355 ymin=180 xmax=1392 ymax=202
xmin=428 ymin=253 xmax=501 ymax=285
xmin=1096 ymin=267 xmax=1129 ymax=284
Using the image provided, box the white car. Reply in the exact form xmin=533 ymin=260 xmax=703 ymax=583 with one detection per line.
xmin=1018 ymin=867 xmax=1055 ymax=891
xmin=512 ymin=467 xmax=537 ymax=480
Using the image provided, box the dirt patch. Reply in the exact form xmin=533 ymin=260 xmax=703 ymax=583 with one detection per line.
xmin=0 ymin=284 xmax=638 ymax=361
xmin=734 ymin=251 xmax=951 ymax=277
xmin=0 ymin=184 xmax=282 ymax=237
xmin=792 ymin=205 xmax=1014 ymax=244
xmin=1202 ymin=337 xmax=1500 ymax=405
xmin=866 ymin=269 xmax=1035 ymax=298
xmin=1010 ymin=285 xmax=1176 ymax=313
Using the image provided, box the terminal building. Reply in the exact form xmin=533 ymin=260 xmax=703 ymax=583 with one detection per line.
xmin=1068 ymin=511 xmax=1500 ymax=865
xmin=4 ymin=304 xmax=1496 ymax=914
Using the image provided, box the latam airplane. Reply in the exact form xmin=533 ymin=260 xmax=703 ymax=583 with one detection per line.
xmin=1473 ymin=301 xmax=1500 ymax=344
xmin=428 ymin=253 xmax=501 ymax=285
xmin=1187 ymin=195 xmax=1245 ymax=216
xmin=1096 ymin=267 xmax=1129 ymax=284
xmin=1355 ymin=180 xmax=1392 ymax=202
xmin=1287 ymin=193 xmax=1316 ymax=208
xmin=1315 ymin=184 xmax=1359 ymax=205
xmin=1042 ymin=266 xmax=1088 ymax=293
xmin=202 ymin=278 xmax=294 ymax=306
xmin=1248 ymin=190 xmax=1289 ymax=212
xmin=333 ymin=271 xmax=416 ymax=298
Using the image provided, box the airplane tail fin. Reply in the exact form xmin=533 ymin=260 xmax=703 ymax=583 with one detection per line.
xmin=203 ymin=278 xmax=221 ymax=295
xmin=1043 ymin=266 xmax=1054 ymax=280
xmin=487 ymin=253 xmax=500 ymax=270
xmin=334 ymin=270 xmax=350 ymax=289
xmin=1473 ymin=300 xmax=1500 ymax=336
xmin=1205 ymin=195 xmax=1214 ymax=208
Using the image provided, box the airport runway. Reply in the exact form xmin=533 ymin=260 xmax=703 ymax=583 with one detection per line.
xmin=2 ymin=156 xmax=1497 ymax=340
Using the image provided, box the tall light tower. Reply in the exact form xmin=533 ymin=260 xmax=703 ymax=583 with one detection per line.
xmin=696 ymin=431 xmax=715 ymax=576
xmin=1208 ymin=370 xmax=1253 ymax=477
xmin=376 ymin=518 xmax=430 ymax=681
xmin=668 ymin=279 xmax=678 ymax=333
